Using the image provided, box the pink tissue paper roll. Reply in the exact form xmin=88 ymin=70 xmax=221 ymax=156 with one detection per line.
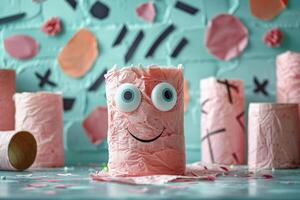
xmin=0 ymin=69 xmax=15 ymax=131
xmin=14 ymin=92 xmax=64 ymax=168
xmin=277 ymin=51 xmax=300 ymax=157
xmin=105 ymin=65 xmax=185 ymax=176
xmin=200 ymin=77 xmax=245 ymax=165
xmin=248 ymin=103 xmax=300 ymax=170
xmin=0 ymin=130 xmax=37 ymax=171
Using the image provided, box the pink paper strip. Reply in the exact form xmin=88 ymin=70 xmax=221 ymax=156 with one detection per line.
xmin=0 ymin=131 xmax=37 ymax=171
xmin=0 ymin=70 xmax=15 ymax=131
xmin=277 ymin=51 xmax=300 ymax=158
xmin=14 ymin=92 xmax=64 ymax=168
xmin=200 ymin=77 xmax=245 ymax=165
xmin=82 ymin=106 xmax=108 ymax=145
xmin=248 ymin=103 xmax=299 ymax=170
xmin=105 ymin=65 xmax=185 ymax=176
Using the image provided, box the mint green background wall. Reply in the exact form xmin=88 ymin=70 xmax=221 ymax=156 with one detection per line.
xmin=0 ymin=0 xmax=299 ymax=164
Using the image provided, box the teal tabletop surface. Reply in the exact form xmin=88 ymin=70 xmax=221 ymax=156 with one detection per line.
xmin=0 ymin=166 xmax=300 ymax=200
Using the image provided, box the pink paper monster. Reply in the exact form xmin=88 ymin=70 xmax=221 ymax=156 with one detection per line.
xmin=105 ymin=65 xmax=186 ymax=177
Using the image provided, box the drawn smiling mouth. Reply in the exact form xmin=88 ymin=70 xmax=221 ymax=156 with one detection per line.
xmin=127 ymin=127 xmax=166 ymax=143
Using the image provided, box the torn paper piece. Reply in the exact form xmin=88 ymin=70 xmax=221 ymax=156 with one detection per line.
xmin=135 ymin=2 xmax=156 ymax=22
xmin=41 ymin=17 xmax=62 ymax=36
xmin=249 ymin=0 xmax=287 ymax=21
xmin=4 ymin=35 xmax=39 ymax=60
xmin=57 ymin=28 xmax=98 ymax=78
xmin=205 ymin=14 xmax=248 ymax=61
xmin=82 ymin=106 xmax=108 ymax=145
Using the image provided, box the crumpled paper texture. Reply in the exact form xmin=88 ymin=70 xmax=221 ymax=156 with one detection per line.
xmin=14 ymin=92 xmax=64 ymax=168
xmin=104 ymin=65 xmax=185 ymax=176
xmin=91 ymin=162 xmax=226 ymax=185
xmin=248 ymin=103 xmax=299 ymax=170
xmin=277 ymin=51 xmax=300 ymax=156
xmin=200 ymin=77 xmax=245 ymax=165
xmin=0 ymin=70 xmax=15 ymax=131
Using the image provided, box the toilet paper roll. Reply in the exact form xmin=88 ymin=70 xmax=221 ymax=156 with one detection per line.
xmin=0 ymin=69 xmax=15 ymax=131
xmin=248 ymin=103 xmax=300 ymax=170
xmin=0 ymin=131 xmax=37 ymax=171
xmin=277 ymin=51 xmax=300 ymax=158
xmin=14 ymin=92 xmax=64 ymax=168
xmin=200 ymin=77 xmax=245 ymax=165
xmin=105 ymin=65 xmax=185 ymax=176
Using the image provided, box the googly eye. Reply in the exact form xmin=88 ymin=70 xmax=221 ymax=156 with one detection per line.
xmin=151 ymin=82 xmax=177 ymax=111
xmin=115 ymin=83 xmax=141 ymax=112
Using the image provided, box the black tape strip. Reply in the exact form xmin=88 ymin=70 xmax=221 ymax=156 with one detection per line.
xmin=175 ymin=1 xmax=199 ymax=15
xmin=65 ymin=0 xmax=77 ymax=10
xmin=35 ymin=69 xmax=57 ymax=88
xmin=63 ymin=98 xmax=75 ymax=111
xmin=145 ymin=24 xmax=176 ymax=58
xmin=171 ymin=37 xmax=188 ymax=58
xmin=0 ymin=12 xmax=26 ymax=24
xmin=236 ymin=111 xmax=244 ymax=130
xmin=88 ymin=69 xmax=107 ymax=91
xmin=125 ymin=30 xmax=144 ymax=63
xmin=112 ymin=25 xmax=128 ymax=47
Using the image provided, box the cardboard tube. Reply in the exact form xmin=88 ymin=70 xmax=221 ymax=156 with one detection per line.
xmin=200 ymin=77 xmax=245 ymax=165
xmin=0 ymin=131 xmax=37 ymax=171
xmin=105 ymin=65 xmax=185 ymax=176
xmin=277 ymin=51 xmax=300 ymax=158
xmin=0 ymin=69 xmax=15 ymax=130
xmin=248 ymin=103 xmax=300 ymax=170
xmin=14 ymin=92 xmax=64 ymax=168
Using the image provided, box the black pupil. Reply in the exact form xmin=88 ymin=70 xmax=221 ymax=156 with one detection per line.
xmin=124 ymin=91 xmax=133 ymax=101
xmin=164 ymin=90 xmax=172 ymax=100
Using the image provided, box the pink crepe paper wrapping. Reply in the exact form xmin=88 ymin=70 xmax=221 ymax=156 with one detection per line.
xmin=0 ymin=70 xmax=15 ymax=131
xmin=0 ymin=131 xmax=37 ymax=171
xmin=204 ymin=14 xmax=248 ymax=61
xmin=200 ymin=77 xmax=245 ymax=165
xmin=105 ymin=65 xmax=185 ymax=176
xmin=82 ymin=106 xmax=108 ymax=145
xmin=14 ymin=92 xmax=64 ymax=168
xmin=91 ymin=162 xmax=227 ymax=185
xmin=248 ymin=103 xmax=299 ymax=170
xmin=41 ymin=17 xmax=62 ymax=36
xmin=277 ymin=51 xmax=300 ymax=157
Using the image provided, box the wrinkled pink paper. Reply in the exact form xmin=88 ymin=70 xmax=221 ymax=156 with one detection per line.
xmin=14 ymin=92 xmax=64 ymax=168
xmin=0 ymin=70 xmax=15 ymax=131
xmin=277 ymin=51 xmax=300 ymax=158
xmin=91 ymin=162 xmax=227 ymax=185
xmin=104 ymin=65 xmax=185 ymax=176
xmin=135 ymin=2 xmax=156 ymax=22
xmin=248 ymin=103 xmax=299 ymax=170
xmin=82 ymin=106 xmax=108 ymax=145
xmin=205 ymin=14 xmax=248 ymax=61
xmin=200 ymin=77 xmax=245 ymax=165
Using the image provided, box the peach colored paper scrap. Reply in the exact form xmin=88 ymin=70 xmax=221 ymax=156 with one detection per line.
xmin=249 ymin=0 xmax=287 ymax=21
xmin=57 ymin=28 xmax=98 ymax=78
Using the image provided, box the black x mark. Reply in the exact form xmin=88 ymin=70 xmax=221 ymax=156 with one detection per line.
xmin=201 ymin=128 xmax=226 ymax=163
xmin=253 ymin=76 xmax=269 ymax=96
xmin=35 ymin=69 xmax=57 ymax=88
xmin=236 ymin=111 xmax=244 ymax=130
xmin=217 ymin=79 xmax=239 ymax=104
